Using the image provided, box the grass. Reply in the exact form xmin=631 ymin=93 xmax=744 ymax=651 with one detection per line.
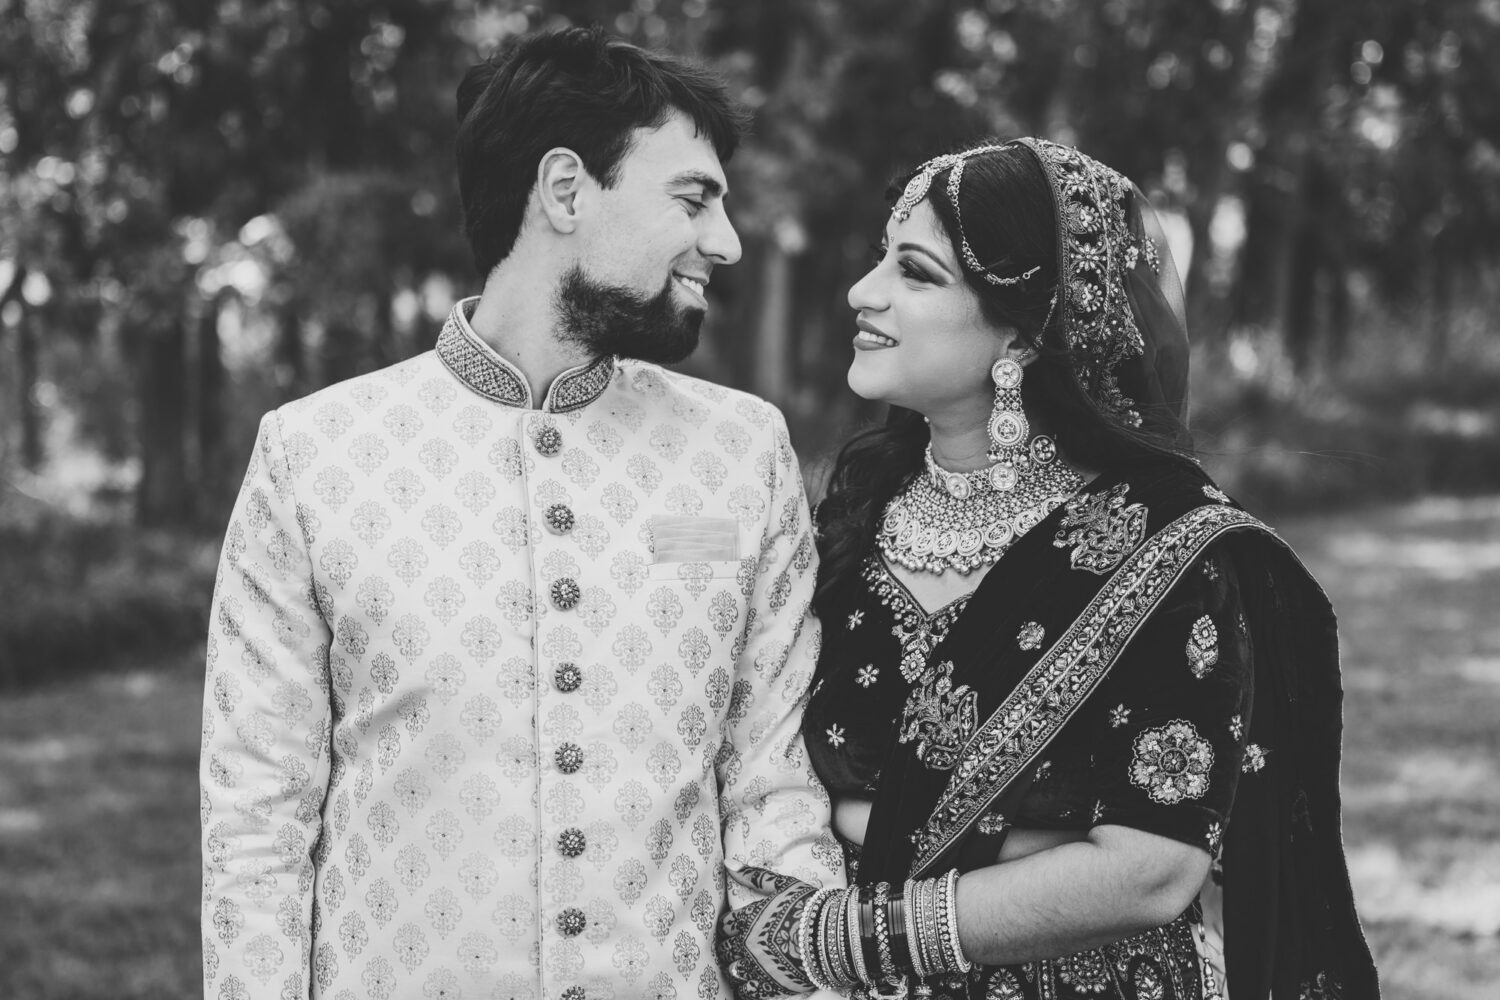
xmin=1 ymin=498 xmax=1497 ymax=998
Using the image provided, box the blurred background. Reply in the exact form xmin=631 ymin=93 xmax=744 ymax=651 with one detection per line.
xmin=1 ymin=0 xmax=1498 ymax=997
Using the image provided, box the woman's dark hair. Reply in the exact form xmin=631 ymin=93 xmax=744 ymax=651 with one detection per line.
xmin=455 ymin=25 xmax=750 ymax=277
xmin=813 ymin=142 xmax=1194 ymax=613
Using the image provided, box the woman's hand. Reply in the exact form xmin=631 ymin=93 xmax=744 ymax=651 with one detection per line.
xmin=716 ymin=866 xmax=820 ymax=999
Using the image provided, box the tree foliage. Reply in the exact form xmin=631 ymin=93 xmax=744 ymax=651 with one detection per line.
xmin=2 ymin=0 xmax=1497 ymax=523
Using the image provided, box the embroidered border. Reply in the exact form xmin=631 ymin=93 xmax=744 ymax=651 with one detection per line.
xmin=908 ymin=503 xmax=1266 ymax=875
xmin=436 ymin=301 xmax=615 ymax=413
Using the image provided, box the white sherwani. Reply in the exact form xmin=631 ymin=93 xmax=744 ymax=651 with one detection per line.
xmin=201 ymin=300 xmax=843 ymax=1000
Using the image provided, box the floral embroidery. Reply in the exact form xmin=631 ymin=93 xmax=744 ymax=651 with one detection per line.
xmin=1205 ymin=821 xmax=1223 ymax=852
xmin=1057 ymin=948 xmax=1111 ymax=993
xmin=899 ymin=659 xmax=978 ymax=772
xmin=1201 ymin=557 xmax=1219 ymax=581
xmin=1129 ymin=721 xmax=1214 ymax=804
xmin=1228 ymin=714 xmax=1243 ymax=741
xmin=825 ymin=725 xmax=846 ymax=748
xmin=1091 ymin=800 xmax=1105 ymax=823
xmin=1052 ymin=483 xmax=1148 ymax=575
xmin=1202 ymin=485 xmax=1232 ymax=505
xmin=855 ymin=664 xmax=879 ymax=688
xmin=1298 ymin=972 xmax=1344 ymax=1000
xmin=1186 ymin=614 xmax=1219 ymax=679
xmin=1242 ymin=743 xmax=1268 ymax=773
xmin=977 ymin=811 xmax=1008 ymax=835
xmin=1109 ymin=704 xmax=1131 ymax=728
xmin=1016 ymin=621 xmax=1046 ymax=651
xmin=846 ymin=610 xmax=864 ymax=630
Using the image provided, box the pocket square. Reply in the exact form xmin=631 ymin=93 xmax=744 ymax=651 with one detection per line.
xmin=649 ymin=515 xmax=740 ymax=562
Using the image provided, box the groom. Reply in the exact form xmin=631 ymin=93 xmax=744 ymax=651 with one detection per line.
xmin=200 ymin=26 xmax=841 ymax=1000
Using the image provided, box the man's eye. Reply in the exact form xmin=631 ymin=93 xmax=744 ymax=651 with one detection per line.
xmin=682 ymin=197 xmax=707 ymax=215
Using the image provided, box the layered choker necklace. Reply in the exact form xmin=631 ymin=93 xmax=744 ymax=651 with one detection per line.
xmin=878 ymin=439 xmax=1085 ymax=575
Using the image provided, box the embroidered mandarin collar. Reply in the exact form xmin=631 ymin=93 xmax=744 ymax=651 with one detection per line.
xmin=436 ymin=297 xmax=616 ymax=413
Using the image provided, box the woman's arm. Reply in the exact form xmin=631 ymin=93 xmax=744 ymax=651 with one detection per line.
xmin=953 ymin=824 xmax=1210 ymax=966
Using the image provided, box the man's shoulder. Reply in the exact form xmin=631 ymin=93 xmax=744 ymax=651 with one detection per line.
xmin=613 ymin=360 xmax=785 ymax=430
xmin=276 ymin=351 xmax=446 ymax=426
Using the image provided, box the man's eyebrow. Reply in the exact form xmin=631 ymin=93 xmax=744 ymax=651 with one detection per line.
xmin=667 ymin=170 xmax=725 ymax=199
xmin=896 ymin=241 xmax=956 ymax=279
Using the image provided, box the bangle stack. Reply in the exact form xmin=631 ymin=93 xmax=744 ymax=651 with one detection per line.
xmin=796 ymin=870 xmax=972 ymax=996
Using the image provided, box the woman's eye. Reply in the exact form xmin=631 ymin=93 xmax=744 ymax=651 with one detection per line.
xmin=868 ymin=241 xmax=888 ymax=266
xmin=899 ymin=260 xmax=929 ymax=282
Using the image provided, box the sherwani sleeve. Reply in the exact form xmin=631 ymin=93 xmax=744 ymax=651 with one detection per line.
xmin=718 ymin=405 xmax=845 ymax=898
xmin=201 ymin=411 xmax=334 ymax=1000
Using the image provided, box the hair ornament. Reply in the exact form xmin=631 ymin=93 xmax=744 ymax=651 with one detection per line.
xmin=892 ymin=144 xmax=1041 ymax=287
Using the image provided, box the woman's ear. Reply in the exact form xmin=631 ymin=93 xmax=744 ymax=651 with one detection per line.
xmin=1001 ymin=335 xmax=1039 ymax=367
xmin=535 ymin=148 xmax=587 ymax=234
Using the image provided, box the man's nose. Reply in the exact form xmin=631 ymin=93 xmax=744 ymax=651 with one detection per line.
xmin=701 ymin=205 xmax=742 ymax=266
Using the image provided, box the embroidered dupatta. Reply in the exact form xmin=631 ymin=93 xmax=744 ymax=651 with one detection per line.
xmin=855 ymin=458 xmax=1378 ymax=1000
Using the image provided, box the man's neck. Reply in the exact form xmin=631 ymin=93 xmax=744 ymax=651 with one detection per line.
xmin=466 ymin=266 xmax=595 ymax=406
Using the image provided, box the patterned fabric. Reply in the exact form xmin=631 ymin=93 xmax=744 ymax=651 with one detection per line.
xmin=201 ymin=299 xmax=843 ymax=1000
xmin=808 ymin=458 xmax=1378 ymax=999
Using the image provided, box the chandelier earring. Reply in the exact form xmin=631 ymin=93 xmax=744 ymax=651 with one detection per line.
xmin=987 ymin=352 xmax=1061 ymax=492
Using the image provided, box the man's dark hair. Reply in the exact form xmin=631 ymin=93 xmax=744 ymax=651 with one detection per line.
xmin=454 ymin=25 xmax=750 ymax=277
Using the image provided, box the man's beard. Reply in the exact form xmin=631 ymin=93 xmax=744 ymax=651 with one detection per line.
xmin=553 ymin=264 xmax=704 ymax=365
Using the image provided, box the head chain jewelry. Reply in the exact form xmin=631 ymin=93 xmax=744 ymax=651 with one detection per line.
xmin=892 ymin=144 xmax=1041 ymax=287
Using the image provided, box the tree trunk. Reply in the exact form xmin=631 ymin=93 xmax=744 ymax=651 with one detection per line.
xmin=753 ymin=237 xmax=794 ymax=408
xmin=1284 ymin=220 xmax=1320 ymax=373
xmin=196 ymin=290 xmax=229 ymax=522
xmin=136 ymin=318 xmax=191 ymax=526
xmin=3 ymin=266 xmax=43 ymax=471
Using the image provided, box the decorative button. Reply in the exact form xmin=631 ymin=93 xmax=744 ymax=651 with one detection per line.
xmin=557 ymin=907 xmax=587 ymax=936
xmin=555 ymin=742 xmax=584 ymax=774
xmin=545 ymin=503 xmax=575 ymax=534
xmin=560 ymin=989 xmax=586 ymax=1000
xmin=533 ymin=424 xmax=563 ymax=457
xmin=557 ymin=827 xmax=587 ymax=858
xmin=550 ymin=577 xmax=581 ymax=610
xmin=554 ymin=662 xmax=582 ymax=693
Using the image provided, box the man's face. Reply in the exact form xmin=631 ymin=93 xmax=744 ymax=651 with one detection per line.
xmin=558 ymin=112 xmax=741 ymax=363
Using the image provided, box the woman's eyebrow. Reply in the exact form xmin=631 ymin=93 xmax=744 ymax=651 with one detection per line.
xmin=895 ymin=242 xmax=956 ymax=279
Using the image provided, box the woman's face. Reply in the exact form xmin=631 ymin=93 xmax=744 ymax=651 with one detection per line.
xmin=846 ymin=198 xmax=1007 ymax=421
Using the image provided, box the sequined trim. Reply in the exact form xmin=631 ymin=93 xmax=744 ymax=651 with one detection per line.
xmin=435 ymin=298 xmax=615 ymax=413
xmin=909 ymin=502 xmax=1264 ymax=874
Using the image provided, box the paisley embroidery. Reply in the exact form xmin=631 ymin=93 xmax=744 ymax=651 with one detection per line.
xmin=1053 ymin=482 xmax=1148 ymax=575
xmin=900 ymin=659 xmax=978 ymax=771
xmin=1186 ymin=614 xmax=1219 ymax=678
xmin=1202 ymin=484 xmax=1232 ymax=504
xmin=1129 ymin=720 xmax=1214 ymax=804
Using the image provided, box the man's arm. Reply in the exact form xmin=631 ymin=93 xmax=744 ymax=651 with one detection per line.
xmin=714 ymin=405 xmax=845 ymax=996
xmin=201 ymin=411 xmax=333 ymax=1000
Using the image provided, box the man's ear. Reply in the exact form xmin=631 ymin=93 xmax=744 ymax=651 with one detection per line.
xmin=535 ymin=148 xmax=588 ymax=235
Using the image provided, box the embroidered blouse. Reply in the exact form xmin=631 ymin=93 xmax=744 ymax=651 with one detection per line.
xmin=805 ymin=542 xmax=1254 ymax=855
